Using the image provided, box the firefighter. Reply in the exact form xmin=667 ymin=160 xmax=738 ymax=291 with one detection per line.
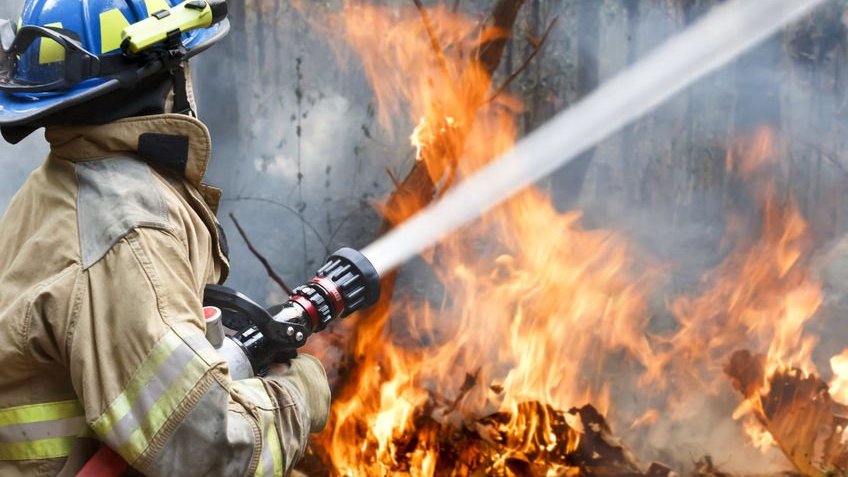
xmin=0 ymin=1 xmax=330 ymax=476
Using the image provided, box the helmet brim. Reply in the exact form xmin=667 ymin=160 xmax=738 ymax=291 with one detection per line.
xmin=0 ymin=19 xmax=230 ymax=127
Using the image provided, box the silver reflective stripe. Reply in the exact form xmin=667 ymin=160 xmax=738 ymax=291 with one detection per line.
xmin=92 ymin=330 xmax=210 ymax=463
xmin=177 ymin=326 xmax=222 ymax=366
xmin=105 ymin=341 xmax=197 ymax=447
xmin=0 ymin=400 xmax=87 ymax=460
xmin=0 ymin=416 xmax=86 ymax=442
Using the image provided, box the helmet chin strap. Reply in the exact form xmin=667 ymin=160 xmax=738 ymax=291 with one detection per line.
xmin=160 ymin=30 xmax=195 ymax=117
xmin=169 ymin=60 xmax=196 ymax=117
xmin=171 ymin=63 xmax=194 ymax=117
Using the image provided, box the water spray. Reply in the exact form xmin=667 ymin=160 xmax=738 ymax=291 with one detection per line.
xmin=361 ymin=0 xmax=827 ymax=276
xmin=204 ymin=0 xmax=826 ymax=376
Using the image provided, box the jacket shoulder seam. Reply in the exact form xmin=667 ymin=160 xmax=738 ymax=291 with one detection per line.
xmin=74 ymin=155 xmax=175 ymax=270
xmin=65 ymin=267 xmax=87 ymax=370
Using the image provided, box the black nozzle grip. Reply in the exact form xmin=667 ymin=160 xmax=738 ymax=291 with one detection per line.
xmin=317 ymin=247 xmax=381 ymax=316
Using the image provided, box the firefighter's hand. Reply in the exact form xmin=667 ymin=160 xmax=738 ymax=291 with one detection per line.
xmin=266 ymin=354 xmax=330 ymax=433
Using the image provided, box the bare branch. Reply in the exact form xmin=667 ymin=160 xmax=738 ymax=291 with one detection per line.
xmin=386 ymin=168 xmax=402 ymax=189
xmin=229 ymin=212 xmax=293 ymax=296
xmin=222 ymin=195 xmax=330 ymax=252
xmin=488 ymin=17 xmax=559 ymax=103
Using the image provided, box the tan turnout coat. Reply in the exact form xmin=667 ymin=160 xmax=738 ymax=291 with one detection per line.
xmin=0 ymin=114 xmax=329 ymax=476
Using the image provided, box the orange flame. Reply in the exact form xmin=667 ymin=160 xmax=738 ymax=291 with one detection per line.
xmin=829 ymin=349 xmax=848 ymax=405
xmin=306 ymin=3 xmax=657 ymax=474
xmin=303 ymin=3 xmax=829 ymax=473
xmin=644 ymin=129 xmax=822 ymax=453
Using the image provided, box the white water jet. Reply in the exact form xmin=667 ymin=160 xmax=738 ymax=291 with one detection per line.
xmin=362 ymin=0 xmax=827 ymax=276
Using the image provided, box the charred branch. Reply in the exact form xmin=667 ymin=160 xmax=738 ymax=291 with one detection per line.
xmin=379 ymin=0 xmax=527 ymax=233
xmin=411 ymin=0 xmax=452 ymax=82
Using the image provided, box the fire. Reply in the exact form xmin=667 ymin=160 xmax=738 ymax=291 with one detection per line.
xmin=829 ymin=349 xmax=848 ymax=405
xmin=646 ymin=129 xmax=823 ymax=452
xmin=644 ymin=130 xmax=820 ymax=389
xmin=305 ymin=3 xmax=657 ymax=474
xmin=742 ymin=416 xmax=777 ymax=453
xmin=300 ymin=2 xmax=834 ymax=474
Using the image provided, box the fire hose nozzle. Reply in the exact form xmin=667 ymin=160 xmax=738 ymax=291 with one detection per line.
xmin=315 ymin=247 xmax=381 ymax=317
xmin=261 ymin=248 xmax=380 ymax=347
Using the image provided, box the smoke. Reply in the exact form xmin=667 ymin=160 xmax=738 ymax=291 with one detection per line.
xmin=0 ymin=134 xmax=45 ymax=211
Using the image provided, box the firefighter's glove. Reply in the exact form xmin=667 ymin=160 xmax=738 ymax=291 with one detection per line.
xmin=267 ymin=354 xmax=330 ymax=433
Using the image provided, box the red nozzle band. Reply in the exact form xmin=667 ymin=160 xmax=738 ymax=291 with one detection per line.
xmin=290 ymin=295 xmax=320 ymax=329
xmin=203 ymin=306 xmax=221 ymax=322
xmin=311 ymin=276 xmax=345 ymax=318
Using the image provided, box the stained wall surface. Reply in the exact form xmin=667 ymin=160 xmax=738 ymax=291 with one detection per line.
xmin=0 ymin=0 xmax=846 ymax=306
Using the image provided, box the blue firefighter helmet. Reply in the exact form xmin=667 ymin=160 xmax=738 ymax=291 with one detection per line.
xmin=0 ymin=0 xmax=229 ymax=127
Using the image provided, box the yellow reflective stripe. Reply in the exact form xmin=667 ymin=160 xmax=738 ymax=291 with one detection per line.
xmin=144 ymin=0 xmax=170 ymax=16
xmin=0 ymin=436 xmax=78 ymax=460
xmin=100 ymin=9 xmax=131 ymax=53
xmin=0 ymin=400 xmax=87 ymax=461
xmin=117 ymin=353 xmax=207 ymax=462
xmin=0 ymin=400 xmax=83 ymax=427
xmin=266 ymin=419 xmax=283 ymax=477
xmin=78 ymin=426 xmax=97 ymax=439
xmin=91 ymin=332 xmax=181 ymax=439
xmin=39 ymin=22 xmax=65 ymax=64
xmin=92 ymin=330 xmax=211 ymax=463
xmin=236 ymin=380 xmax=283 ymax=477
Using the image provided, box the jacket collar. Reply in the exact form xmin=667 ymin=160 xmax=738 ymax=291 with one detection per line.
xmin=45 ymin=114 xmax=212 ymax=187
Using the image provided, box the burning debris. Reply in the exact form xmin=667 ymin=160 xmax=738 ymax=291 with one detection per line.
xmin=726 ymin=350 xmax=848 ymax=476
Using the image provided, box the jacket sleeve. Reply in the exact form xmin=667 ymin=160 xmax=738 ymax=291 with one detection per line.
xmin=67 ymin=227 xmax=329 ymax=476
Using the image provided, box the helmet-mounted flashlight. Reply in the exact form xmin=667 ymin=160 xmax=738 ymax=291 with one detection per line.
xmin=121 ymin=0 xmax=229 ymax=54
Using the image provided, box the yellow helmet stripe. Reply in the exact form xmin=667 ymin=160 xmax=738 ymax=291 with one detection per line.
xmin=100 ymin=9 xmax=131 ymax=53
xmin=38 ymin=22 xmax=65 ymax=64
